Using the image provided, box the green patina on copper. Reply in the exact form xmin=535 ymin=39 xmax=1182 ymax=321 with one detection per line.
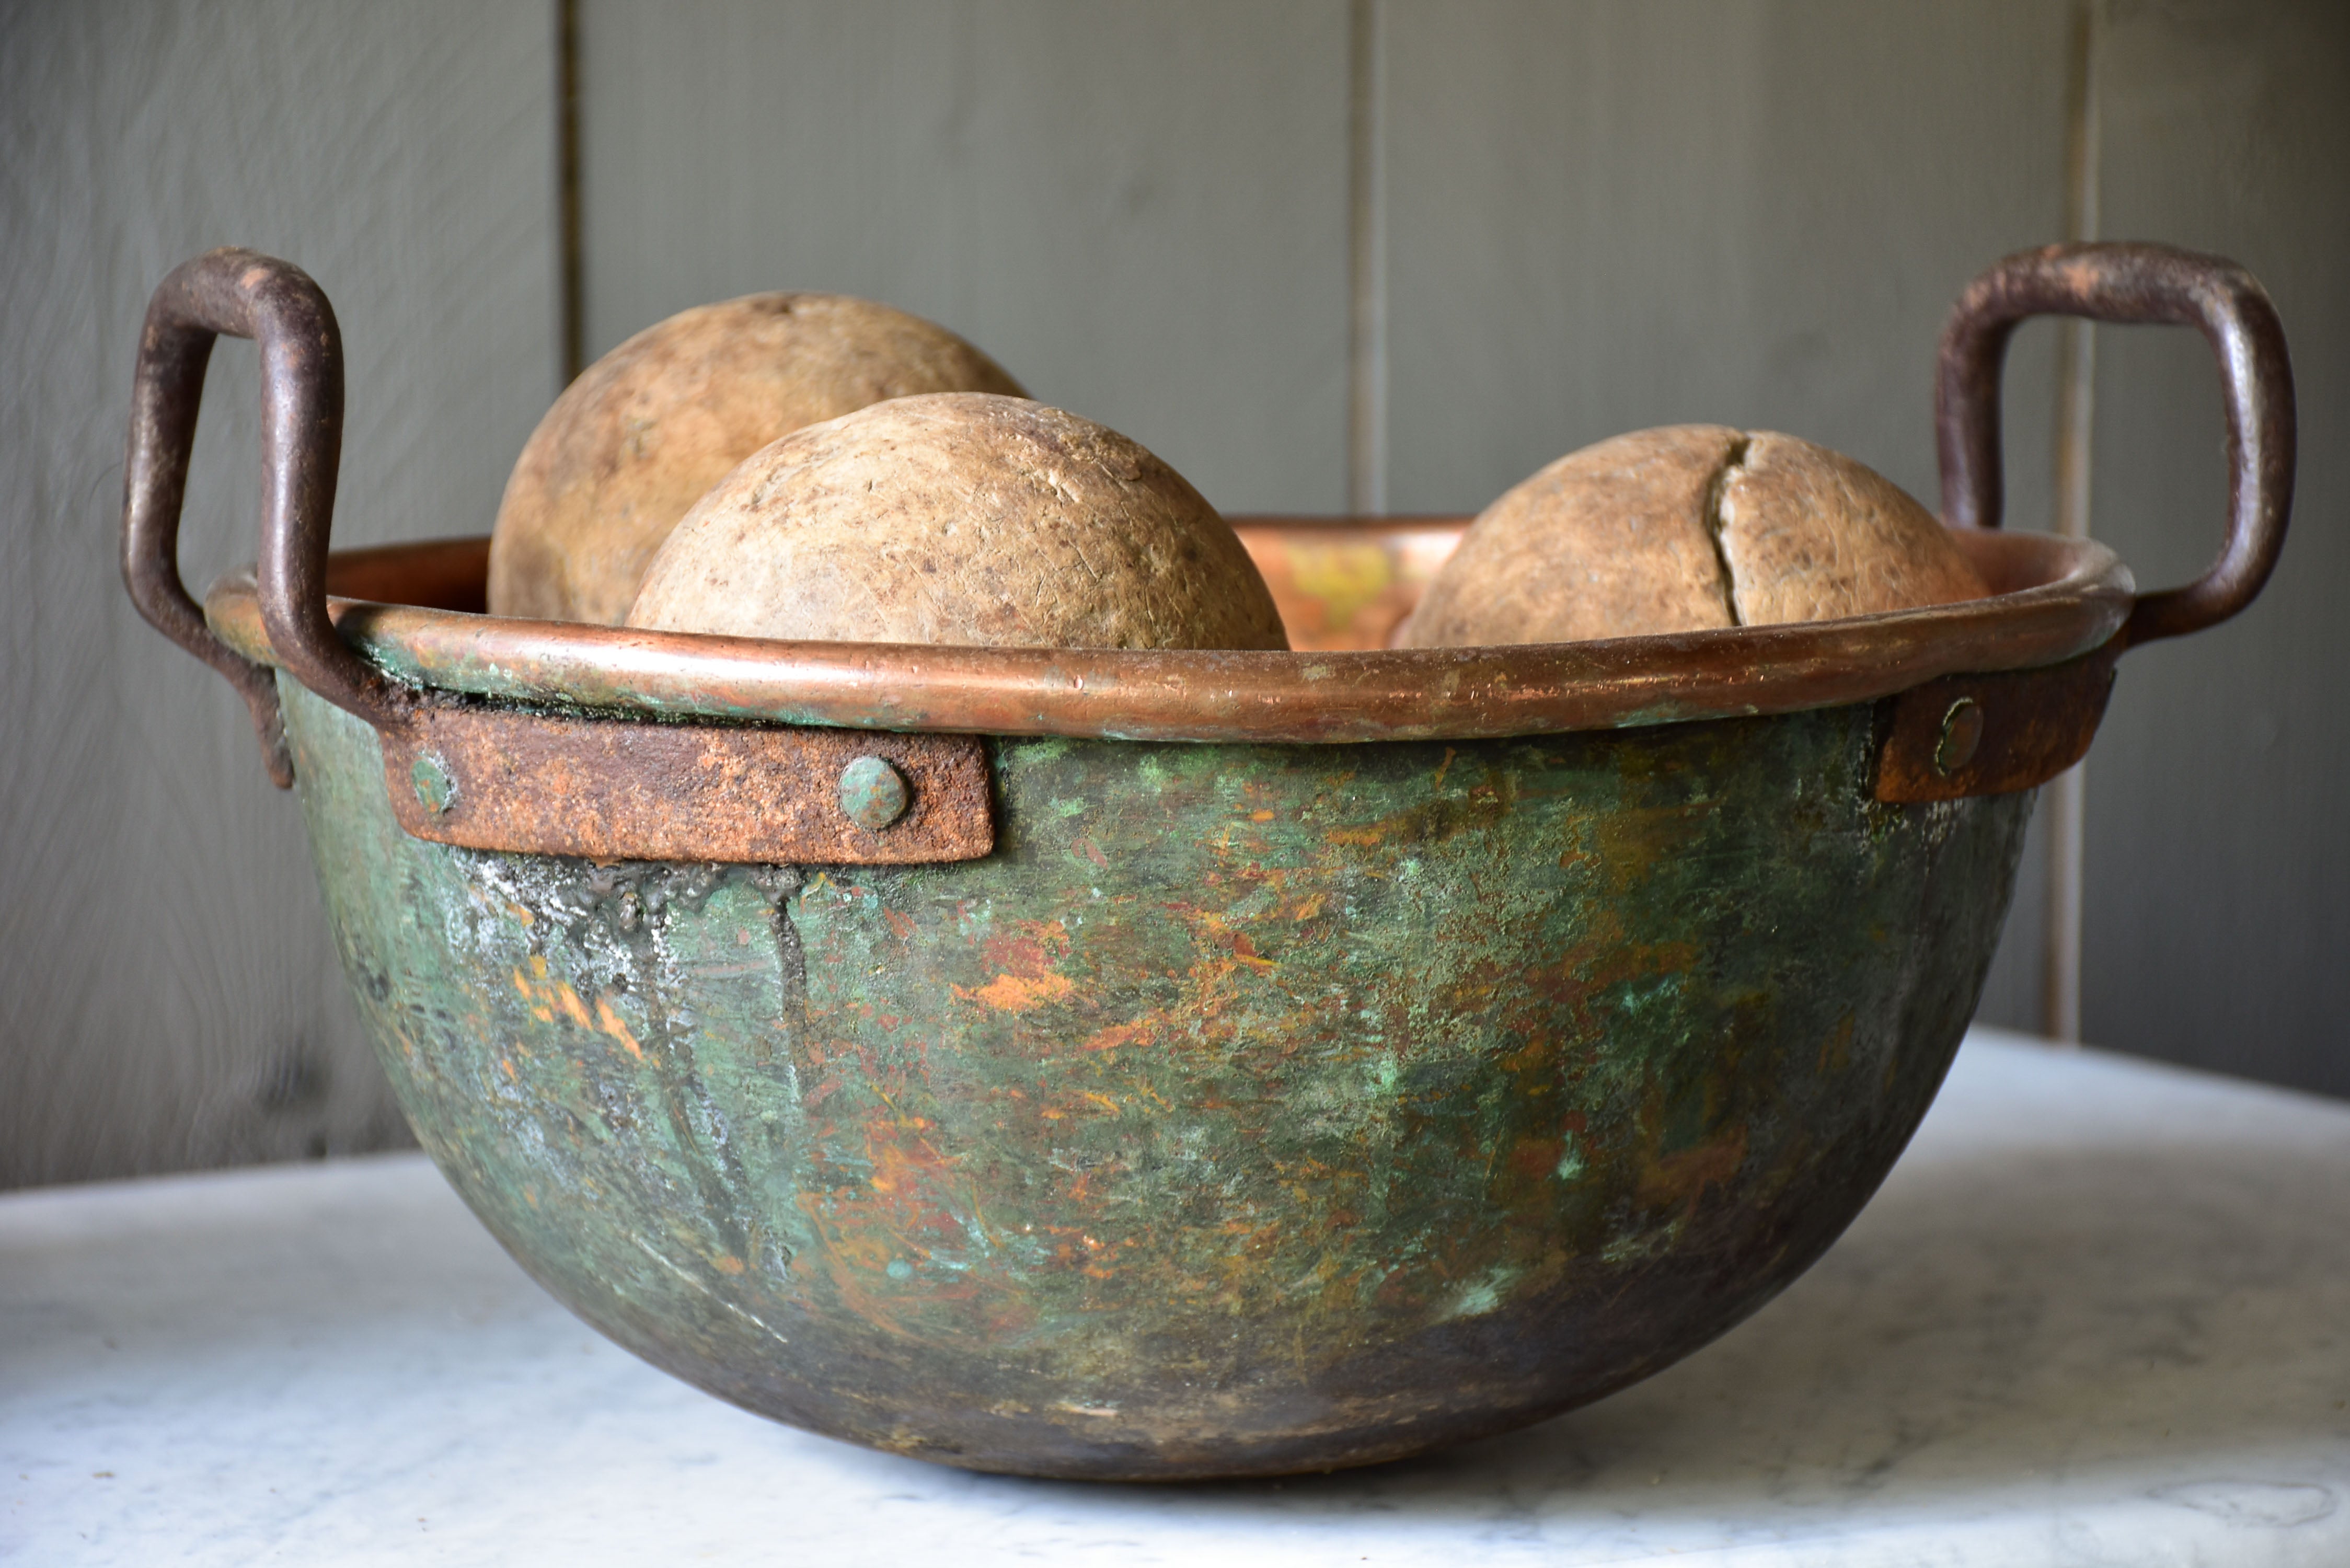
xmin=283 ymin=678 xmax=2029 ymax=1479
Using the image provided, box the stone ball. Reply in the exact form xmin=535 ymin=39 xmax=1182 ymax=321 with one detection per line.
xmin=1401 ymin=425 xmax=1988 ymax=647
xmin=487 ymin=293 xmax=1026 ymax=625
xmin=624 ymin=393 xmax=1291 ymax=652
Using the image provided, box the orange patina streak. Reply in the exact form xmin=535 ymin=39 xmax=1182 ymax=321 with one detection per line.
xmin=593 ymin=995 xmax=643 ymax=1058
xmin=962 ymin=971 xmax=1075 ymax=1012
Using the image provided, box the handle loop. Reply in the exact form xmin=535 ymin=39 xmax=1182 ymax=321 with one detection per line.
xmin=122 ymin=248 xmax=398 ymax=787
xmin=1936 ymin=241 xmax=2295 ymax=649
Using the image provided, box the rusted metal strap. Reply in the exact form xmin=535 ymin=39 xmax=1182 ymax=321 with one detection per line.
xmin=1874 ymin=644 xmax=2119 ymax=803
xmin=378 ymin=697 xmax=993 ymax=864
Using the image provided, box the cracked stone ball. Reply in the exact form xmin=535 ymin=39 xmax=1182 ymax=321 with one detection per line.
xmin=488 ymin=293 xmax=1027 ymax=626
xmin=624 ymin=393 xmax=1292 ymax=652
xmin=1399 ymin=425 xmax=1989 ymax=647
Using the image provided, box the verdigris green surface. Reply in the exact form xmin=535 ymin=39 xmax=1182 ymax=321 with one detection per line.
xmin=282 ymin=678 xmax=2029 ymax=1478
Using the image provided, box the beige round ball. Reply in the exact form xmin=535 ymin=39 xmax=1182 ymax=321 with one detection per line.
xmin=625 ymin=394 xmax=1291 ymax=652
xmin=487 ymin=293 xmax=1027 ymax=626
xmin=1401 ymin=425 xmax=1988 ymax=647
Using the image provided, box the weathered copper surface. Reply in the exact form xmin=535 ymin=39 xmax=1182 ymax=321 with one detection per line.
xmin=1874 ymin=645 xmax=2122 ymax=804
xmin=125 ymin=240 xmax=2298 ymax=1479
xmin=283 ymin=674 xmax=2031 ymax=1479
xmin=381 ymin=698 xmax=992 ymax=864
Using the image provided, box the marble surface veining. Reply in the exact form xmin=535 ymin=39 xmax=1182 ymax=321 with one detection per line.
xmin=5 ymin=1028 xmax=2348 ymax=1565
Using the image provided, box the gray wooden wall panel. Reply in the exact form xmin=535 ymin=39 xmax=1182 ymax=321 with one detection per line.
xmin=575 ymin=0 xmax=1353 ymax=515
xmin=1377 ymin=0 xmax=2076 ymax=1028
xmin=0 ymin=0 xmax=559 ymax=1186
xmin=1379 ymin=0 xmax=2070 ymax=518
xmin=2078 ymin=0 xmax=2349 ymax=1095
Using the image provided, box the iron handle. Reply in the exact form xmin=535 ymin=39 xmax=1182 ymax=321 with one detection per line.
xmin=1936 ymin=240 xmax=2295 ymax=650
xmin=122 ymin=247 xmax=396 ymax=788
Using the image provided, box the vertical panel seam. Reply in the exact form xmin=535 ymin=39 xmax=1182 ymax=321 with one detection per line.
xmin=1346 ymin=0 xmax=1387 ymax=516
xmin=557 ymin=0 xmax=585 ymax=387
xmin=2045 ymin=0 xmax=2103 ymax=1046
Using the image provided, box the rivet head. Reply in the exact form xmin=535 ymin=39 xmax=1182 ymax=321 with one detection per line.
xmin=1933 ymin=698 xmax=1985 ymax=776
xmin=410 ymin=751 xmax=457 ymax=814
xmin=839 ymin=755 xmax=909 ymax=833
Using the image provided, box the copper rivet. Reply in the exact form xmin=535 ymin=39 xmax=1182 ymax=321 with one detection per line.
xmin=839 ymin=755 xmax=910 ymax=833
xmin=1933 ymin=698 xmax=1985 ymax=776
xmin=411 ymin=751 xmax=457 ymax=814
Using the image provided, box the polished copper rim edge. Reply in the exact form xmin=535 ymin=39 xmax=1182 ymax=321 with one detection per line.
xmin=208 ymin=534 xmax=2133 ymax=745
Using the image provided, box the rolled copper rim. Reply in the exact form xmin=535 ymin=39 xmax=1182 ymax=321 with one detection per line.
xmin=205 ymin=521 xmax=2133 ymax=746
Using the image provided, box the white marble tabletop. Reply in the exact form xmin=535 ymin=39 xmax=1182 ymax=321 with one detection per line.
xmin=6 ymin=1026 xmax=2348 ymax=1566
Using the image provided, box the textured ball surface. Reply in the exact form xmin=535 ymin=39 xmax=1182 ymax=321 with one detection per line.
xmin=625 ymin=394 xmax=1290 ymax=652
xmin=488 ymin=293 xmax=1026 ymax=625
xmin=1402 ymin=426 xmax=1987 ymax=647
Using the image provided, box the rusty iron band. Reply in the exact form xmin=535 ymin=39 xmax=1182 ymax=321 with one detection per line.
xmin=384 ymin=698 xmax=993 ymax=864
